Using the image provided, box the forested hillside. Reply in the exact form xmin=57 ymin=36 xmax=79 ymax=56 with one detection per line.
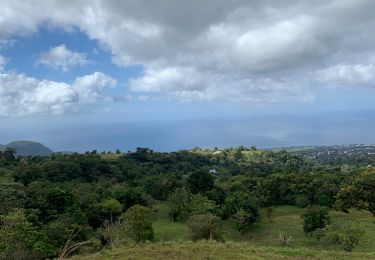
xmin=0 ymin=146 xmax=374 ymax=259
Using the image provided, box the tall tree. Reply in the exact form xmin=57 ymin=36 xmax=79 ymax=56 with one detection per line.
xmin=187 ymin=170 xmax=214 ymax=194
xmin=335 ymin=169 xmax=375 ymax=216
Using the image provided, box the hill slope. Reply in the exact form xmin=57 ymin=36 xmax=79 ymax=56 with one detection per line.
xmin=74 ymin=241 xmax=375 ymax=260
xmin=0 ymin=141 xmax=53 ymax=156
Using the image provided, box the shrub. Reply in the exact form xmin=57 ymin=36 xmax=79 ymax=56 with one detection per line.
xmin=168 ymin=187 xmax=191 ymax=222
xmin=295 ymin=195 xmax=309 ymax=207
xmin=101 ymin=220 xmax=124 ymax=248
xmin=190 ymin=194 xmax=217 ymax=215
xmin=232 ymin=209 xmax=255 ymax=235
xmin=301 ymin=206 xmax=329 ymax=234
xmin=315 ymin=223 xmax=365 ymax=252
xmin=0 ymin=209 xmax=56 ymax=259
xmin=99 ymin=198 xmax=123 ymax=222
xmin=187 ymin=214 xmax=222 ymax=241
xmin=278 ymin=230 xmax=292 ymax=247
xmin=224 ymin=192 xmax=259 ymax=221
xmin=120 ymin=205 xmax=154 ymax=243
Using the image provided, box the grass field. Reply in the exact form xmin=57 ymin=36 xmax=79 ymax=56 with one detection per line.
xmin=153 ymin=203 xmax=375 ymax=252
xmin=75 ymin=241 xmax=375 ymax=260
xmin=74 ymin=203 xmax=374 ymax=259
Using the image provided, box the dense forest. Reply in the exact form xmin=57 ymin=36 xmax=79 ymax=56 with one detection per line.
xmin=0 ymin=146 xmax=374 ymax=259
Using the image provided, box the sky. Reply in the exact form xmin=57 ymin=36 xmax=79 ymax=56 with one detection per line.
xmin=1 ymin=0 xmax=375 ymax=152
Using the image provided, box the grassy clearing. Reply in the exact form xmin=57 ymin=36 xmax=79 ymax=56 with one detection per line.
xmin=152 ymin=203 xmax=374 ymax=252
xmin=74 ymin=241 xmax=375 ymax=260
xmin=152 ymin=203 xmax=189 ymax=241
xmin=99 ymin=153 xmax=124 ymax=160
xmin=251 ymin=206 xmax=375 ymax=252
xmin=75 ymin=204 xmax=374 ymax=259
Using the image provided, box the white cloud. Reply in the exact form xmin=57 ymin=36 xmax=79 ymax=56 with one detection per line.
xmin=72 ymin=72 xmax=117 ymax=103
xmin=131 ymin=66 xmax=314 ymax=102
xmin=317 ymin=63 xmax=375 ymax=86
xmin=36 ymin=44 xmax=88 ymax=71
xmin=0 ymin=71 xmax=117 ymax=116
xmin=1 ymin=1 xmax=375 ymax=103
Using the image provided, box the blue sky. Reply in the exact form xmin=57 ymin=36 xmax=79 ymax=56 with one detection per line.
xmin=1 ymin=1 xmax=375 ymax=152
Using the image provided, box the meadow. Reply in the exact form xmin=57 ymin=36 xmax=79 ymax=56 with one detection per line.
xmin=152 ymin=203 xmax=375 ymax=251
xmin=74 ymin=203 xmax=375 ymax=259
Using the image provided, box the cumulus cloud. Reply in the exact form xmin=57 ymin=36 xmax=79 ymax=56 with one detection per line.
xmin=36 ymin=44 xmax=88 ymax=71
xmin=73 ymin=72 xmax=117 ymax=103
xmin=130 ymin=66 xmax=313 ymax=102
xmin=0 ymin=71 xmax=117 ymax=116
xmin=1 ymin=0 xmax=375 ymax=103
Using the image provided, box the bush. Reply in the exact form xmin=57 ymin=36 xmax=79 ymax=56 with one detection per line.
xmin=224 ymin=192 xmax=259 ymax=221
xmin=101 ymin=220 xmax=124 ymax=248
xmin=168 ymin=187 xmax=191 ymax=222
xmin=190 ymin=194 xmax=217 ymax=215
xmin=232 ymin=209 xmax=256 ymax=235
xmin=301 ymin=206 xmax=329 ymax=234
xmin=314 ymin=223 xmax=365 ymax=252
xmin=120 ymin=205 xmax=154 ymax=243
xmin=187 ymin=214 xmax=222 ymax=241
xmin=225 ymin=192 xmax=259 ymax=234
xmin=0 ymin=209 xmax=56 ymax=259
xmin=99 ymin=198 xmax=123 ymax=222
xmin=278 ymin=230 xmax=292 ymax=247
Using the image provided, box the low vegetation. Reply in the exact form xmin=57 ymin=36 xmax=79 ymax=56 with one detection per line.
xmin=73 ymin=241 xmax=375 ymax=260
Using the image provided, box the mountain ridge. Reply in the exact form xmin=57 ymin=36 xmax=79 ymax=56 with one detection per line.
xmin=0 ymin=141 xmax=53 ymax=156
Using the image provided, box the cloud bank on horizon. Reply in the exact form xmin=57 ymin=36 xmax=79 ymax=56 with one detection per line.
xmin=1 ymin=0 xmax=375 ymax=116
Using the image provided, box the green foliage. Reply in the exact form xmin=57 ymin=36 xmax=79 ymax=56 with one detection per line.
xmin=1 ymin=146 xmax=375 ymax=257
xmin=205 ymin=186 xmax=226 ymax=205
xmin=222 ymin=191 xmax=260 ymax=234
xmin=0 ymin=167 xmax=13 ymax=183
xmin=0 ymin=209 xmax=56 ymax=259
xmin=73 ymin=240 xmax=375 ymax=260
xmin=336 ymin=169 xmax=375 ymax=216
xmin=121 ymin=205 xmax=154 ymax=243
xmin=0 ymin=148 xmax=16 ymax=161
xmin=301 ymin=206 xmax=330 ymax=234
xmin=315 ymin=223 xmax=365 ymax=252
xmin=187 ymin=213 xmax=222 ymax=241
xmin=232 ymin=209 xmax=254 ymax=234
xmin=187 ymin=169 xmax=214 ymax=194
xmin=224 ymin=192 xmax=258 ymax=218
xmin=0 ymin=183 xmax=26 ymax=214
xmin=190 ymin=194 xmax=217 ymax=215
xmin=99 ymin=198 xmax=123 ymax=222
xmin=168 ymin=187 xmax=191 ymax=221
xmin=26 ymin=182 xmax=77 ymax=222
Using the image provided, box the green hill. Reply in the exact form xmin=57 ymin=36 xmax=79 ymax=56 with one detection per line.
xmin=0 ymin=141 xmax=53 ymax=156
